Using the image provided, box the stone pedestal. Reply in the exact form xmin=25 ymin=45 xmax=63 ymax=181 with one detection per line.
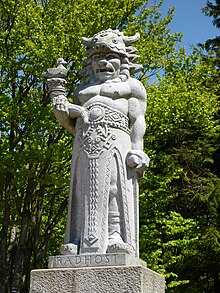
xmin=30 ymin=254 xmax=165 ymax=293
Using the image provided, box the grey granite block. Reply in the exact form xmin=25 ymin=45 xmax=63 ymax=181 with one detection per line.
xmin=30 ymin=265 xmax=165 ymax=293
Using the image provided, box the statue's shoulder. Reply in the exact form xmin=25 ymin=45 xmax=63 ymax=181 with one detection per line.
xmin=128 ymin=77 xmax=147 ymax=101
xmin=72 ymin=82 xmax=88 ymax=103
xmin=73 ymin=82 xmax=91 ymax=96
xmin=75 ymin=82 xmax=89 ymax=92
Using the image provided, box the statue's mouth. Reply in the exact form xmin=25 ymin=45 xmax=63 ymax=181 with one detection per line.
xmin=96 ymin=68 xmax=114 ymax=73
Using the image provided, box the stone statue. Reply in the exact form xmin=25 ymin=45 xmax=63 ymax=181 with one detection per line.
xmin=44 ymin=29 xmax=149 ymax=258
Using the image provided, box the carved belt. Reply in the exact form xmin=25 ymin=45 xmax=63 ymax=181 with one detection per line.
xmin=75 ymin=102 xmax=130 ymax=134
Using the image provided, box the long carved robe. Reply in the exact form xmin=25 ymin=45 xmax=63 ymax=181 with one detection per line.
xmin=64 ymin=102 xmax=139 ymax=256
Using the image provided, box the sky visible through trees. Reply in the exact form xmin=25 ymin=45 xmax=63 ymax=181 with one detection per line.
xmin=155 ymin=0 xmax=219 ymax=53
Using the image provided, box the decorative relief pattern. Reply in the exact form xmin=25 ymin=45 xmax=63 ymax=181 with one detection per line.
xmin=100 ymin=150 xmax=113 ymax=251
xmin=76 ymin=103 xmax=130 ymax=134
xmin=79 ymin=104 xmax=133 ymax=250
xmin=85 ymin=158 xmax=99 ymax=246
xmin=77 ymin=103 xmax=128 ymax=161
xmin=79 ymin=104 xmax=131 ymax=249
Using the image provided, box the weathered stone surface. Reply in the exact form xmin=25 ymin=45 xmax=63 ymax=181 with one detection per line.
xmin=30 ymin=266 xmax=165 ymax=293
xmin=45 ymin=29 xmax=150 ymax=257
xmin=48 ymin=253 xmax=146 ymax=268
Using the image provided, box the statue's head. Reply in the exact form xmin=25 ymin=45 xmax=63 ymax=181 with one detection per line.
xmin=81 ymin=29 xmax=143 ymax=82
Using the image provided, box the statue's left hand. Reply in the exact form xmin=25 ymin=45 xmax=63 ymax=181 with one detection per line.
xmin=126 ymin=150 xmax=150 ymax=177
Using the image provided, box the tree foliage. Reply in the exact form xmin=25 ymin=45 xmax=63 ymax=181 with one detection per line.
xmin=139 ymin=48 xmax=220 ymax=292
xmin=202 ymin=0 xmax=220 ymax=70
xmin=0 ymin=0 xmax=219 ymax=292
xmin=202 ymin=0 xmax=220 ymax=29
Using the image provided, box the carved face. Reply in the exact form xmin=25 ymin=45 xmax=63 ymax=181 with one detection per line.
xmin=92 ymin=52 xmax=121 ymax=82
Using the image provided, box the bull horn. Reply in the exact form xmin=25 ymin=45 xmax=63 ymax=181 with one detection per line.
xmin=123 ymin=33 xmax=140 ymax=45
xmin=81 ymin=37 xmax=93 ymax=47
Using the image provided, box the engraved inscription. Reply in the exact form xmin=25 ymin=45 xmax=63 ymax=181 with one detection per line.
xmin=52 ymin=254 xmax=117 ymax=268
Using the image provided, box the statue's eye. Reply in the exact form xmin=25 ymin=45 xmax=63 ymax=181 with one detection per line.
xmin=112 ymin=38 xmax=118 ymax=44
xmin=93 ymin=38 xmax=98 ymax=43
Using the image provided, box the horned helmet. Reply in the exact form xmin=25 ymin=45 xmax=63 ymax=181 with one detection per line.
xmin=81 ymin=29 xmax=143 ymax=79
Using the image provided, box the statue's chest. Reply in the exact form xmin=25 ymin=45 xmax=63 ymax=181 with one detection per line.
xmin=100 ymin=82 xmax=131 ymax=99
xmin=78 ymin=81 xmax=131 ymax=104
xmin=78 ymin=84 xmax=100 ymax=103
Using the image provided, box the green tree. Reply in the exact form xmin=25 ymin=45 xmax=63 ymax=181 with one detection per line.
xmin=139 ymin=48 xmax=220 ymax=291
xmin=0 ymin=0 xmax=180 ymax=292
xmin=202 ymin=0 xmax=220 ymax=188
xmin=138 ymin=2 xmax=220 ymax=291
xmin=202 ymin=0 xmax=220 ymax=60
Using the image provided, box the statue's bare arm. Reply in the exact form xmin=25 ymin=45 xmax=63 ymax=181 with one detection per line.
xmin=127 ymin=79 xmax=149 ymax=176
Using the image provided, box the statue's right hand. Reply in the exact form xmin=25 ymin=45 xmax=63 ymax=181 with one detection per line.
xmin=52 ymin=95 xmax=70 ymax=123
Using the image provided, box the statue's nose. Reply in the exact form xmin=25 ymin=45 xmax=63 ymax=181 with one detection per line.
xmin=98 ymin=60 xmax=108 ymax=66
xmin=95 ymin=43 xmax=108 ymax=51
